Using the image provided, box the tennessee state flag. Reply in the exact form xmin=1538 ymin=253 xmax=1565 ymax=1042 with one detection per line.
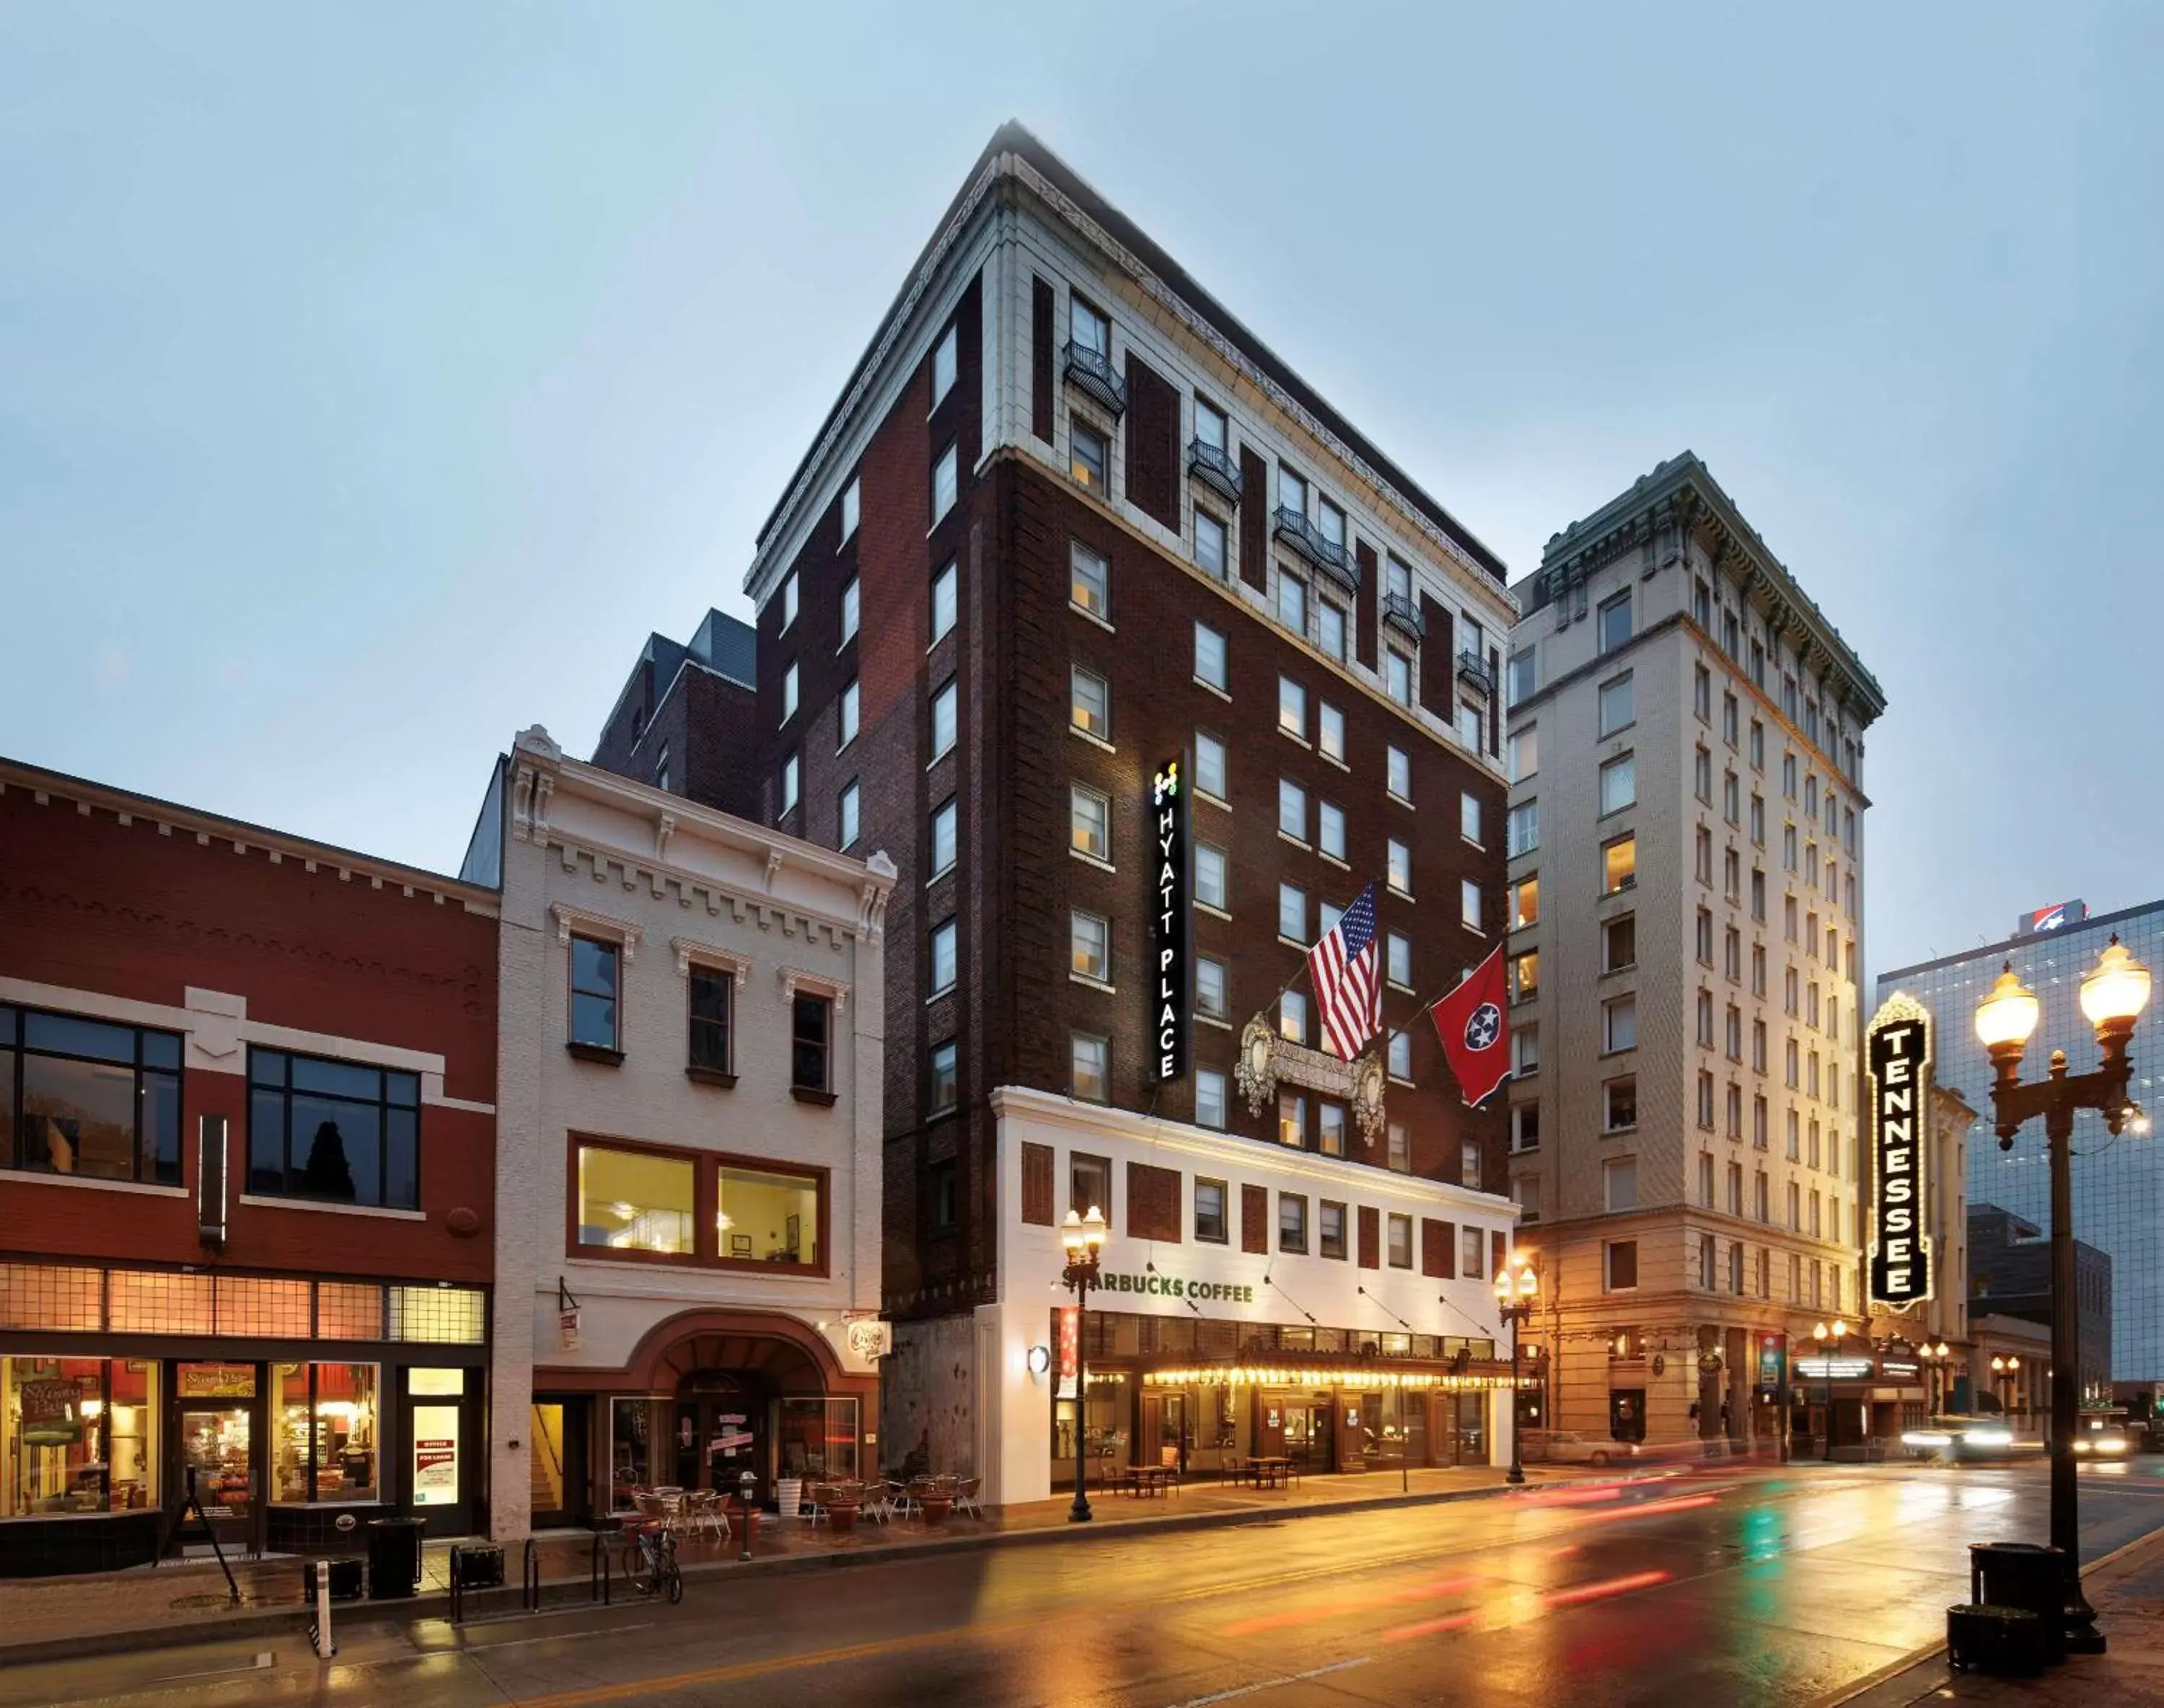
xmin=1429 ymin=944 xmax=1511 ymax=1106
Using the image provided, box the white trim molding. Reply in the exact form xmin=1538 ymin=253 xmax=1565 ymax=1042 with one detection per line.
xmin=778 ymin=966 xmax=849 ymax=1016
xmin=550 ymin=903 xmax=643 ymax=959
xmin=672 ymin=937 xmax=753 ymax=986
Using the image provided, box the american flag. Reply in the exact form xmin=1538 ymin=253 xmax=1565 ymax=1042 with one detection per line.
xmin=1308 ymin=882 xmax=1382 ymax=1062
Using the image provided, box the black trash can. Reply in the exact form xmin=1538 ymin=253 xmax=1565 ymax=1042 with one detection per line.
xmin=366 ymin=1516 xmax=428 ymax=1599
xmin=1969 ymin=1541 xmax=2066 ymax=1663
xmin=452 ymin=1544 xmax=505 ymax=1590
xmin=304 ymin=1556 xmax=366 ymax=1601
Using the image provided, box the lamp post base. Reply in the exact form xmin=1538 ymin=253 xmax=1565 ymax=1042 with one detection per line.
xmin=1068 ymin=1495 xmax=1093 ymax=1524
xmin=1505 ymin=1464 xmax=1524 ymax=1486
xmin=2065 ymin=1583 xmax=2104 ymax=1654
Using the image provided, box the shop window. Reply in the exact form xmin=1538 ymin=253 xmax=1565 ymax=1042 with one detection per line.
xmin=576 ymin=1143 xmax=695 ymax=1255
xmin=2 ymin=1005 xmax=182 ymax=1186
xmin=1 ymin=1356 xmax=161 ymax=1517
xmin=778 ymin=1397 xmax=860 ymax=1482
xmin=272 ymin=1363 xmax=380 ymax=1505
xmin=717 ymin=1163 xmax=821 ymax=1267
xmin=247 ymin=1048 xmax=420 ymax=1211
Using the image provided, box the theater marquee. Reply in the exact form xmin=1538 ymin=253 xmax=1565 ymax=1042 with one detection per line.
xmin=1149 ymin=757 xmax=1190 ymax=1083
xmin=1867 ymin=992 xmax=1935 ymax=1308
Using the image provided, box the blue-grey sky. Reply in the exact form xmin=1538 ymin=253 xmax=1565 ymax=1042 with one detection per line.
xmin=4 ymin=4 xmax=2160 ymax=975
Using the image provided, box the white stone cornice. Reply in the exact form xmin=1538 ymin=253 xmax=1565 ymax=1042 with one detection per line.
xmin=550 ymin=902 xmax=641 ymax=959
xmin=671 ymin=937 xmax=752 ymax=987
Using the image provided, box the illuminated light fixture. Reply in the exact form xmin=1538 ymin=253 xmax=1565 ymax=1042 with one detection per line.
xmin=2079 ymin=936 xmax=2152 ymax=1030
xmin=1974 ymin=964 xmax=2041 ymax=1049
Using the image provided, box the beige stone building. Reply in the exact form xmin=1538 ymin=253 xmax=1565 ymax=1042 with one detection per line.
xmin=1501 ymin=454 xmax=1883 ymax=1450
xmin=468 ymin=726 xmax=894 ymax=1538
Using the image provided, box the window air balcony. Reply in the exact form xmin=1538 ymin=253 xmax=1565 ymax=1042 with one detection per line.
xmin=1457 ymin=649 xmax=1496 ymax=695
xmin=1272 ymin=507 xmax=1360 ymax=597
xmin=1381 ymin=591 xmax=1425 ymax=641
xmin=1187 ymin=439 xmax=1244 ymax=506
xmin=1063 ymin=341 xmax=1127 ymax=418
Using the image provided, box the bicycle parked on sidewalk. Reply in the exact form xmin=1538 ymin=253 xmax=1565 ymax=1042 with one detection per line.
xmin=627 ymin=1517 xmax=683 ymax=1603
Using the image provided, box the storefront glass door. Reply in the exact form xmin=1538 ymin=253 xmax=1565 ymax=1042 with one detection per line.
xmin=178 ymin=1407 xmax=253 ymax=1528
xmin=1283 ymin=1400 xmax=1334 ymax=1475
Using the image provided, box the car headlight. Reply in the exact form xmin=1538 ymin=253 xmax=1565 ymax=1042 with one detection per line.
xmin=1966 ymin=1428 xmax=2013 ymax=1447
xmin=2098 ymin=1438 xmax=2129 ymax=1454
xmin=1902 ymin=1431 xmax=1954 ymax=1448
xmin=2074 ymin=1439 xmax=2091 ymax=1453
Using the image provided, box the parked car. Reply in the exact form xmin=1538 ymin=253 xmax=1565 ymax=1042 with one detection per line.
xmin=1521 ymin=1429 xmax=1640 ymax=1467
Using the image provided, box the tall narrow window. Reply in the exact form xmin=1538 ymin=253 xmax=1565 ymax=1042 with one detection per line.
xmin=932 ymin=441 xmax=959 ymax=523
xmin=570 ymin=938 xmax=620 ymax=1052
xmin=688 ymin=968 xmax=731 ymax=1075
xmin=840 ymin=475 xmax=861 ymax=542
xmin=791 ymin=995 xmax=832 ymax=1093
xmin=1070 ymin=666 xmax=1110 ymax=739
xmin=930 ymin=920 xmax=958 ymax=995
xmin=1195 ymin=622 xmax=1228 ymax=691
xmin=931 ymin=323 xmax=958 ymax=405
xmin=931 ymin=560 xmax=958 ymax=642
xmin=1070 ymin=540 xmax=1109 ymax=618
xmin=838 ymin=780 xmax=860 ymax=852
xmin=839 ymin=677 xmax=859 ymax=749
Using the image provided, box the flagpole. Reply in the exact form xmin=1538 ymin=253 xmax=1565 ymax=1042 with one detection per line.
xmin=1259 ymin=876 xmax=1386 ymax=1020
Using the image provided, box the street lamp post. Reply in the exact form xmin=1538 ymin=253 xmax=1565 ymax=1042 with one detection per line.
xmin=1812 ymin=1319 xmax=1849 ymax=1462
xmin=1991 ymin=1354 xmax=2020 ymax=1424
xmin=1060 ymin=1205 xmax=1109 ymax=1523
xmin=1492 ymin=1251 xmax=1539 ymax=1485
xmin=1974 ymin=935 xmax=2152 ymax=1655
xmin=1920 ymin=1341 xmax=1951 ymax=1415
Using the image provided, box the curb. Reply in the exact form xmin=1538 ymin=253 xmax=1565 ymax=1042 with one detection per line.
xmin=0 ymin=1472 xmax=1600 ymax=1670
xmin=1816 ymin=1520 xmax=2164 ymax=1708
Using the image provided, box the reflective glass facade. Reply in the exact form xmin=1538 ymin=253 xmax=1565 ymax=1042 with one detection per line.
xmin=1878 ymin=899 xmax=2164 ymax=1380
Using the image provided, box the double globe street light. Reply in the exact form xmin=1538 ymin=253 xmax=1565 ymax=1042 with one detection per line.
xmin=1811 ymin=1319 xmax=1849 ymax=1462
xmin=1974 ymin=933 xmax=2151 ymax=1654
xmin=1492 ymin=1251 xmax=1539 ymax=1485
xmin=1059 ymin=1205 xmax=1109 ymax=1523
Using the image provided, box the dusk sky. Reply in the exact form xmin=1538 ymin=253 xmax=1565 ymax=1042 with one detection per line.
xmin=4 ymin=4 xmax=2159 ymax=976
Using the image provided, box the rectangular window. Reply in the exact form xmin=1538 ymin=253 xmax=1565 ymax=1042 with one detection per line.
xmin=841 ymin=575 xmax=859 ymax=645
xmin=1508 ymin=647 xmax=1536 ymax=705
xmin=1070 ymin=785 xmax=1109 ymax=860
xmin=916 ymin=559 xmax=954 ymax=648
xmin=1069 ymin=910 xmax=1109 ymax=983
xmin=1195 ymin=621 xmax=1228 ymax=691
xmin=1750 ymin=721 xmax=1764 ymax=770
xmin=1461 ymin=1225 xmax=1485 ymax=1279
xmin=931 ymin=322 xmax=959 ymax=404
xmin=1195 ymin=845 xmax=1228 ymax=910
xmin=1603 ymin=834 xmax=1636 ymax=893
xmin=1070 ymin=1151 xmax=1111 ymax=1219
xmin=1386 ymin=651 xmax=1412 ymax=705
xmin=1602 ymin=913 xmax=1635 ymax=972
xmin=1277 ymin=881 xmax=1307 ymax=943
xmin=1598 ymin=591 xmax=1632 ymax=653
xmin=1319 ymin=800 xmax=1346 ymax=861
xmin=1195 ymin=510 xmax=1227 ymax=578
xmin=838 ymin=677 xmax=859 ymax=748
xmin=717 ymin=1161 xmax=822 ymax=1267
xmin=1509 ymin=726 xmax=1538 ymax=784
xmin=1391 ymin=841 xmax=1416 ymax=899
xmin=1319 ymin=1200 xmax=1347 ymax=1259
xmin=838 ymin=780 xmax=860 ymax=851
xmin=1195 ymin=1179 xmax=1228 ymax=1243
xmin=1070 ymin=1034 xmax=1109 ymax=1104
xmin=1070 ymin=420 xmax=1108 ymax=490
xmin=4 ymin=1007 xmax=182 ymax=1186
xmin=1070 ymin=665 xmax=1110 ymax=739
xmin=929 ymin=679 xmax=958 ymax=760
xmin=1317 ymin=601 xmax=1346 ymax=661
xmin=1606 ymin=1241 xmax=1637 ymax=1292
xmin=574 ymin=1142 xmax=695 ymax=1255
xmin=1195 ymin=956 xmax=1229 ymax=1020
xmin=1510 ymin=949 xmax=1539 ymax=1004
xmin=840 ymin=475 xmax=861 ymax=542
xmin=688 ymin=967 xmax=732 ymax=1075
xmin=1195 ymin=1070 xmax=1227 ymax=1130
xmin=1460 ymin=792 xmax=1482 ymax=845
xmin=1277 ymin=464 xmax=1307 ymax=515
xmin=1510 ymin=1103 xmax=1540 ymax=1153
xmin=1513 ymin=1024 xmax=1539 ymax=1076
xmin=932 ymin=441 xmax=959 ymax=522
xmin=792 ymin=995 xmax=832 ymax=1092
xmin=568 ymin=937 xmax=620 ymax=1050
xmin=1278 ymin=1193 xmax=1308 ymax=1254
xmin=1461 ymin=1141 xmax=1481 ymax=1190
xmin=1195 ymin=730 xmax=1228 ymax=801
xmin=1510 ymin=876 xmax=1539 ymax=931
xmin=1277 ymin=674 xmax=1306 ymax=739
xmin=1195 ymin=397 xmax=1228 ymax=452
xmin=1388 ymin=1029 xmax=1412 ymax=1081
xmin=930 ymin=920 xmax=959 ymax=995
xmin=1319 ymin=703 xmax=1346 ymax=765
xmin=1604 ymin=1077 xmax=1637 ymax=1132
xmin=1387 ymin=1212 xmax=1413 ymax=1268
xmin=780 ymin=752 xmax=799 ymax=816
xmin=1694 ymin=747 xmax=1712 ymax=804
xmin=1386 ymin=746 xmax=1412 ymax=804
xmin=1599 ymin=753 xmax=1636 ymax=814
xmin=1070 ymin=540 xmax=1109 ymax=617
xmin=1276 ymin=778 xmax=1307 ymax=842
xmin=1268 ymin=572 xmax=1311 ymax=650
xmin=1387 ymin=1121 xmax=1410 ymax=1171
xmin=245 ymin=1048 xmax=418 ymax=1210
xmin=781 ymin=573 xmax=798 ymax=633
xmin=781 ymin=661 xmax=799 ymax=726
xmin=1281 ymin=992 xmax=1308 ymax=1047
xmin=1694 ymin=664 xmax=1711 ymax=722
xmin=1384 ymin=932 xmax=1413 ymax=990
xmin=1598 ymin=674 xmax=1633 ymax=736
xmin=1604 ymin=996 xmax=1637 ymax=1054
xmin=929 ymin=1041 xmax=957 ymax=1114
xmin=1604 ymin=1156 xmax=1637 ymax=1210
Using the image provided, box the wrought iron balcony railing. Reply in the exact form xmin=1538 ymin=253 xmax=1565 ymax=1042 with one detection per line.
xmin=1272 ymin=507 xmax=1360 ymax=597
xmin=1381 ymin=591 xmax=1425 ymax=641
xmin=1187 ymin=439 xmax=1243 ymax=506
xmin=1062 ymin=340 xmax=1127 ymax=418
xmin=1457 ymin=649 xmax=1496 ymax=695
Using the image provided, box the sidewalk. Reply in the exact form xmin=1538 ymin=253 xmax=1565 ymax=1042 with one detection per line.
xmin=0 ymin=1461 xmax=1626 ymax=1666
xmin=1840 ymin=1526 xmax=2164 ymax=1707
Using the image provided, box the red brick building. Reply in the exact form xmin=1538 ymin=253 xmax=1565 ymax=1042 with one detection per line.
xmin=0 ymin=757 xmax=497 ymax=1573
xmin=723 ymin=126 xmax=1527 ymax=1499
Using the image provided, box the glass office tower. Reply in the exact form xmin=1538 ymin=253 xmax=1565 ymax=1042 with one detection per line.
xmin=1877 ymin=899 xmax=2164 ymax=1383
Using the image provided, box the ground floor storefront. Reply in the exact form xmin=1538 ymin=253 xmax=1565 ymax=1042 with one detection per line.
xmin=0 ymin=1261 xmax=491 ymax=1576
xmin=518 ymin=1307 xmax=879 ymax=1527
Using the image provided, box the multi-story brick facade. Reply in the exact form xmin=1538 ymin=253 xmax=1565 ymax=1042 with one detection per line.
xmin=589 ymin=609 xmax=760 ymax=821
xmin=0 ymin=756 xmax=496 ymax=1574
xmin=1502 ymin=453 xmax=1884 ymax=1452
xmin=718 ymin=124 xmax=1525 ymax=1500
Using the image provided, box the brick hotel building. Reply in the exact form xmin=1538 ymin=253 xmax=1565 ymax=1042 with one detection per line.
xmin=672 ymin=124 xmax=1529 ymax=1500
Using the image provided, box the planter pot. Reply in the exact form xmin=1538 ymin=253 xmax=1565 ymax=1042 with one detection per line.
xmin=1947 ymin=1603 xmax=2049 ymax=1676
xmin=918 ymin=1497 xmax=953 ymax=1523
xmin=828 ymin=1503 xmax=859 ymax=1533
xmin=775 ymin=1477 xmax=804 ymax=1521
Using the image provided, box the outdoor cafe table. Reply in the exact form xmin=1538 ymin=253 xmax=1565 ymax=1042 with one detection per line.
xmin=1245 ymin=1457 xmax=1292 ymax=1489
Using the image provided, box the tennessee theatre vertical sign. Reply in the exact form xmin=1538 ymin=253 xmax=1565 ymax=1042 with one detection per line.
xmin=1866 ymin=992 xmax=1935 ymax=1308
xmin=1150 ymin=757 xmax=1190 ymax=1082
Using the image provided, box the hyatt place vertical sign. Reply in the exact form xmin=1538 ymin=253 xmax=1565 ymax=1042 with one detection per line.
xmin=1867 ymin=992 xmax=1935 ymax=1308
xmin=1151 ymin=757 xmax=1189 ymax=1082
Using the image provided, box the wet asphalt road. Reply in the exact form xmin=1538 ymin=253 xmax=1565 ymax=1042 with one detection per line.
xmin=10 ymin=1460 xmax=2164 ymax=1708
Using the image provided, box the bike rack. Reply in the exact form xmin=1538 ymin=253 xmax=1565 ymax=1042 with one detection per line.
xmin=522 ymin=1538 xmax=541 ymax=1612
xmin=590 ymin=1531 xmax=612 ymax=1606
